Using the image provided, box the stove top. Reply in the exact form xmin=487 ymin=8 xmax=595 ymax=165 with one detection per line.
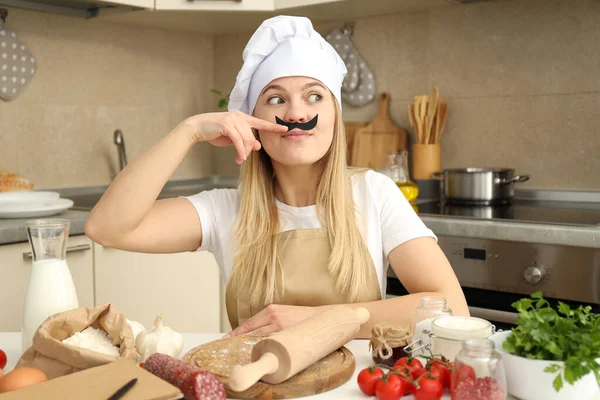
xmin=416 ymin=199 xmax=600 ymax=227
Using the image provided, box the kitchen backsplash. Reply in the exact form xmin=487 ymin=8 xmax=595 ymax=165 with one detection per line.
xmin=214 ymin=0 xmax=600 ymax=190
xmin=0 ymin=9 xmax=215 ymax=189
xmin=1 ymin=0 xmax=599 ymax=190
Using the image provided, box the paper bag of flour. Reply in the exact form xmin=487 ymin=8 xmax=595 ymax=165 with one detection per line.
xmin=16 ymin=303 xmax=137 ymax=379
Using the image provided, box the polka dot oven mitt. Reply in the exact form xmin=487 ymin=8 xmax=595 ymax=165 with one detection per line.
xmin=0 ymin=25 xmax=37 ymax=101
xmin=325 ymin=27 xmax=375 ymax=107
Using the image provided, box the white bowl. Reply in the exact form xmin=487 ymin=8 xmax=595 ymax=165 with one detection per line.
xmin=489 ymin=331 xmax=600 ymax=400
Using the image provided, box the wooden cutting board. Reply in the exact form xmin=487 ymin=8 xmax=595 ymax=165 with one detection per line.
xmin=0 ymin=359 xmax=182 ymax=400
xmin=345 ymin=121 xmax=368 ymax=163
xmin=350 ymin=92 xmax=408 ymax=169
xmin=183 ymin=335 xmax=355 ymax=400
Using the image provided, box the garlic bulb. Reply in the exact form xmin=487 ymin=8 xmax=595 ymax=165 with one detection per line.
xmin=135 ymin=313 xmax=184 ymax=362
xmin=126 ymin=319 xmax=146 ymax=342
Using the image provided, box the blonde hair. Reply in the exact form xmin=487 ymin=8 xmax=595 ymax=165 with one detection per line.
xmin=230 ymin=98 xmax=374 ymax=307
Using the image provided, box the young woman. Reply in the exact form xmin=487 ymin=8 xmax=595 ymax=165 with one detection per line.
xmin=85 ymin=15 xmax=468 ymax=339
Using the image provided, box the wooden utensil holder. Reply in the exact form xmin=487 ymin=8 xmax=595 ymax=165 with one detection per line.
xmin=412 ymin=143 xmax=441 ymax=180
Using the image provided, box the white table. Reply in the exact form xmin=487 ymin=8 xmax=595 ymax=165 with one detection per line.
xmin=0 ymin=332 xmax=513 ymax=400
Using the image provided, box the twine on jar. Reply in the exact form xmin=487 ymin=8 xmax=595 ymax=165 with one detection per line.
xmin=369 ymin=323 xmax=411 ymax=360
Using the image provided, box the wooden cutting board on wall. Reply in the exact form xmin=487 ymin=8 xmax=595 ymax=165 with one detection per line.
xmin=350 ymin=92 xmax=408 ymax=170
xmin=183 ymin=335 xmax=355 ymax=399
xmin=345 ymin=121 xmax=369 ymax=162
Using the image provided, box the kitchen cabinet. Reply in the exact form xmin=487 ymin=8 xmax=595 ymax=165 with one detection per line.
xmin=275 ymin=0 xmax=344 ymax=9
xmin=16 ymin=0 xmax=453 ymax=33
xmin=104 ymin=0 xmax=154 ymax=7
xmin=76 ymin=0 xmax=154 ymax=8
xmin=118 ymin=0 xmax=451 ymax=33
xmin=155 ymin=0 xmax=275 ymax=12
xmin=155 ymin=0 xmax=345 ymax=11
xmin=0 ymin=235 xmax=94 ymax=332
xmin=64 ymin=0 xmax=154 ymax=9
xmin=93 ymin=244 xmax=222 ymax=333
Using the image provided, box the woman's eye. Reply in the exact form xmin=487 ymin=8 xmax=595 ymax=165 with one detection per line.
xmin=307 ymin=93 xmax=322 ymax=103
xmin=268 ymin=96 xmax=284 ymax=105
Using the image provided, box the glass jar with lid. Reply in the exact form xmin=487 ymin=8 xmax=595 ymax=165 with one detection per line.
xmin=431 ymin=316 xmax=493 ymax=362
xmin=451 ymin=338 xmax=507 ymax=400
xmin=410 ymin=296 xmax=453 ymax=356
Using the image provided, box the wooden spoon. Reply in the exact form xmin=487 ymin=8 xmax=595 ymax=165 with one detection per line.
xmin=441 ymin=101 xmax=448 ymax=135
xmin=434 ymin=100 xmax=442 ymax=143
xmin=408 ymin=104 xmax=417 ymax=133
xmin=415 ymin=95 xmax=427 ymax=144
xmin=426 ymin=87 xmax=439 ymax=144
xmin=437 ymin=100 xmax=448 ymax=143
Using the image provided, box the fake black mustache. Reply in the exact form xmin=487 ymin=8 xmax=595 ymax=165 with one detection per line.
xmin=275 ymin=115 xmax=318 ymax=131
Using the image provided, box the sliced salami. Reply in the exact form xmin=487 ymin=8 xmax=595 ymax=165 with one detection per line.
xmin=143 ymin=353 xmax=226 ymax=400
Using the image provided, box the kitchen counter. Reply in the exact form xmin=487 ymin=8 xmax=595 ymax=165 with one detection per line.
xmin=1 ymin=180 xmax=598 ymax=249
xmin=2 ymin=209 xmax=597 ymax=248
xmin=416 ymin=189 xmax=600 ymax=249
xmin=0 ymin=210 xmax=89 ymax=245
xmin=0 ymin=332 xmax=518 ymax=400
xmin=0 ymin=176 xmax=239 ymax=245
xmin=420 ymin=215 xmax=600 ymax=249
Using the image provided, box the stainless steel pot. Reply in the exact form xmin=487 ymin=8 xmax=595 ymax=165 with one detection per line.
xmin=432 ymin=168 xmax=529 ymax=204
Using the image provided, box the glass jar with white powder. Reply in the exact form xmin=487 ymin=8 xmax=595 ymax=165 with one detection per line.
xmin=410 ymin=296 xmax=453 ymax=355
xmin=432 ymin=316 xmax=493 ymax=362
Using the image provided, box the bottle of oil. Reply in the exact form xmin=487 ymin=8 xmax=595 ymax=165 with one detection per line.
xmin=394 ymin=151 xmax=419 ymax=203
xmin=380 ymin=152 xmax=419 ymax=204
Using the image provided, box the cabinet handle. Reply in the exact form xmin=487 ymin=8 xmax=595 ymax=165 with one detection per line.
xmin=22 ymin=244 xmax=92 ymax=260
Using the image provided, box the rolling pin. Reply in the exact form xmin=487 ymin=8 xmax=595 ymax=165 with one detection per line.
xmin=228 ymin=306 xmax=370 ymax=392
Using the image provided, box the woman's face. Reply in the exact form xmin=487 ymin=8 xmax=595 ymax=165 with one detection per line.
xmin=253 ymin=76 xmax=335 ymax=167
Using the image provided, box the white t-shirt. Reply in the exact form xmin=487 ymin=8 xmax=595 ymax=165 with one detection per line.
xmin=184 ymin=170 xmax=437 ymax=299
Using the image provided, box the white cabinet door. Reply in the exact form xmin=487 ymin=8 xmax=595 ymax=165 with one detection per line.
xmin=155 ymin=0 xmax=274 ymax=11
xmin=114 ymin=0 xmax=154 ymax=7
xmin=0 ymin=235 xmax=94 ymax=332
xmin=77 ymin=0 xmax=154 ymax=8
xmin=275 ymin=0 xmax=345 ymax=9
xmin=94 ymin=245 xmax=222 ymax=333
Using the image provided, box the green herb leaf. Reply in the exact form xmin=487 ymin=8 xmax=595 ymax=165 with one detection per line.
xmin=553 ymin=374 xmax=564 ymax=392
xmin=558 ymin=302 xmax=572 ymax=317
xmin=210 ymin=89 xmax=223 ymax=95
xmin=544 ymin=364 xmax=562 ymax=373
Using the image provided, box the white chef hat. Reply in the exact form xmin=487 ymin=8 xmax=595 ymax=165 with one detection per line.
xmin=228 ymin=15 xmax=347 ymax=115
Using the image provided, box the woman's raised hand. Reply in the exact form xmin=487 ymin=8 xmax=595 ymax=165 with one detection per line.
xmin=184 ymin=111 xmax=288 ymax=164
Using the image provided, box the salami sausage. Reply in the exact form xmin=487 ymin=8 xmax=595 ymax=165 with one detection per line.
xmin=143 ymin=353 xmax=226 ymax=400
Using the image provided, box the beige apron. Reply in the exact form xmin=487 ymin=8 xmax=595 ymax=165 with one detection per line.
xmin=225 ymin=228 xmax=382 ymax=330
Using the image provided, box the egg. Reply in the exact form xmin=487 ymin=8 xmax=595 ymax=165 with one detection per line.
xmin=0 ymin=367 xmax=47 ymax=393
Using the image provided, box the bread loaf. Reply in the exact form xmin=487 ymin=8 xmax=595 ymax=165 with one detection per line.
xmin=0 ymin=171 xmax=34 ymax=192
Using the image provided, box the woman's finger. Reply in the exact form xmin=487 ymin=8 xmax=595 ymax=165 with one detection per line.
xmin=222 ymin=123 xmax=247 ymax=163
xmin=245 ymin=114 xmax=288 ymax=133
xmin=225 ymin=309 xmax=271 ymax=338
xmin=234 ymin=114 xmax=263 ymax=159
xmin=242 ymin=325 xmax=280 ymax=336
xmin=233 ymin=121 xmax=256 ymax=161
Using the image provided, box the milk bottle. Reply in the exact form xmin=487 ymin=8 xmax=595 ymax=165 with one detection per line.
xmin=21 ymin=219 xmax=79 ymax=352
